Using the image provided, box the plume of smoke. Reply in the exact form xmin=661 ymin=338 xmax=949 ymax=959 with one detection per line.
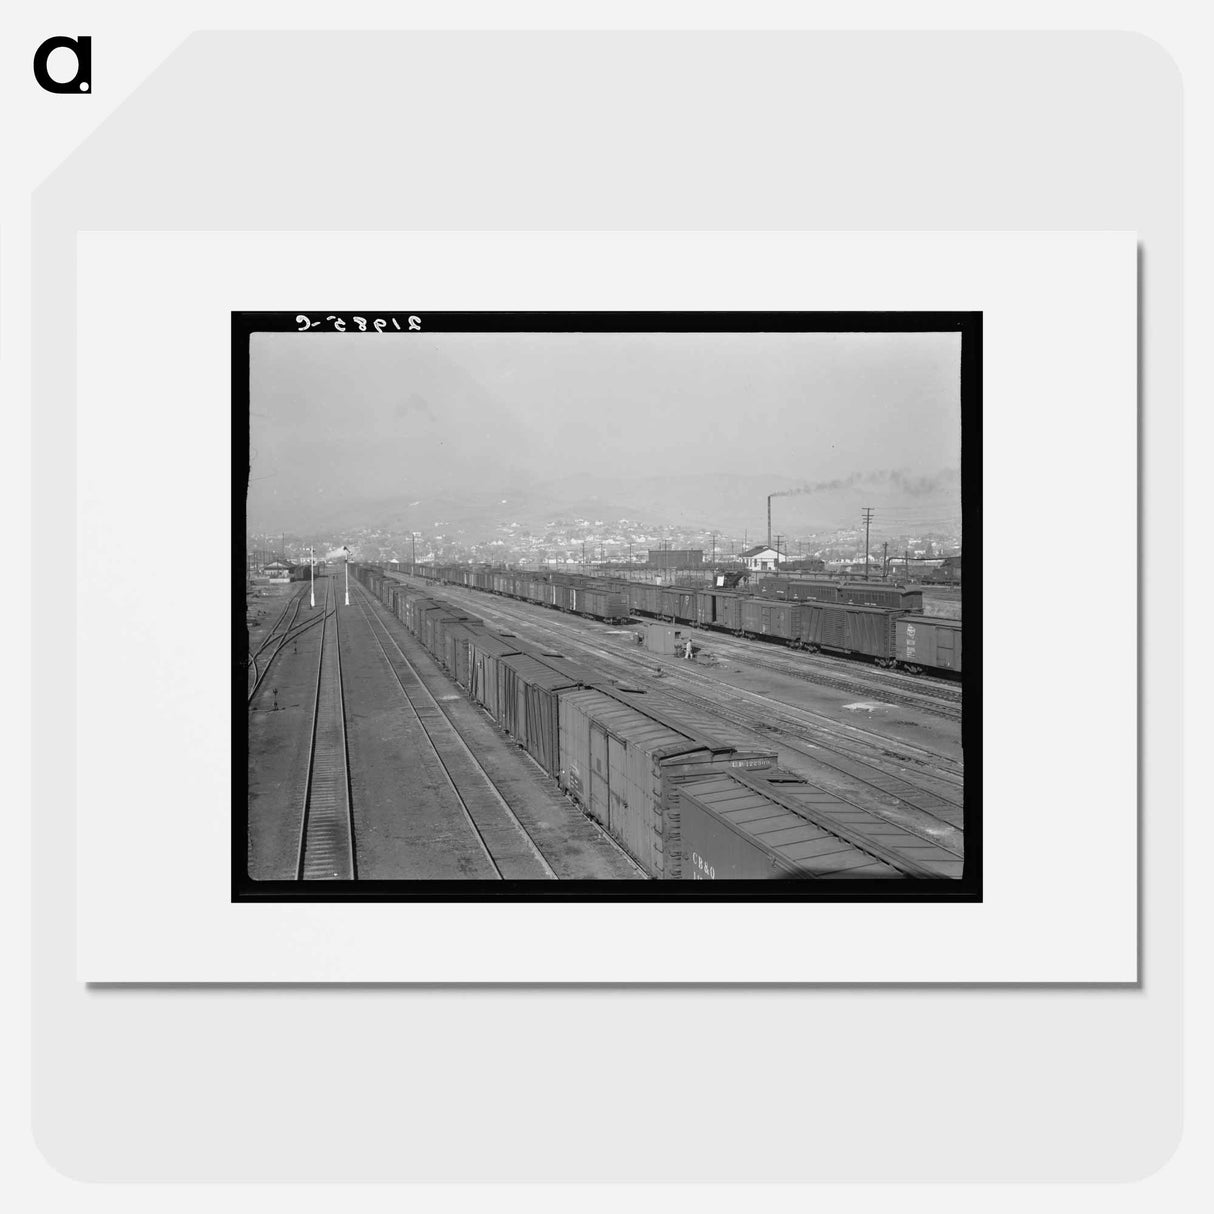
xmin=324 ymin=545 xmax=353 ymax=561
xmin=772 ymin=468 xmax=956 ymax=499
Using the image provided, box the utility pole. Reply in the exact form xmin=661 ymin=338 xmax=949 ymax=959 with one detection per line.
xmin=883 ymin=541 xmax=888 ymax=580
xmin=861 ymin=507 xmax=874 ymax=581
xmin=344 ymin=545 xmax=350 ymax=606
xmin=310 ymin=544 xmax=315 ymax=608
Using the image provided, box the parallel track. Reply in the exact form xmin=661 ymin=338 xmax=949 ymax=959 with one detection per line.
xmin=691 ymin=635 xmax=963 ymax=721
xmin=402 ymin=574 xmax=965 ymax=851
xmin=351 ymin=580 xmax=557 ymax=880
xmin=297 ymin=577 xmax=357 ymax=880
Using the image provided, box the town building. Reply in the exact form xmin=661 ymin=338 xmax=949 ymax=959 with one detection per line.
xmin=739 ymin=545 xmax=785 ymax=573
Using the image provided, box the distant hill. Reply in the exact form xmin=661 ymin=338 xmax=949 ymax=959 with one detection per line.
xmin=247 ymin=467 xmax=960 ymax=542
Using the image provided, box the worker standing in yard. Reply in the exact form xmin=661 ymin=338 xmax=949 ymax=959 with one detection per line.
xmin=684 ymin=638 xmax=694 ymax=660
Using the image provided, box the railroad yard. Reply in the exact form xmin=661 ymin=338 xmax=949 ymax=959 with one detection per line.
xmin=245 ymin=563 xmax=966 ymax=884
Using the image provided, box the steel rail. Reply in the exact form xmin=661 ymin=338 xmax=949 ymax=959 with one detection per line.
xmin=350 ymin=582 xmax=556 ymax=880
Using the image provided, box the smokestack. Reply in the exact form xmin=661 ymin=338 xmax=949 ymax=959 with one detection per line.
xmin=767 ymin=495 xmax=772 ymax=550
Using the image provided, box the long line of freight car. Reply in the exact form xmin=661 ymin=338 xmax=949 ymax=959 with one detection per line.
xmin=354 ymin=566 xmax=961 ymax=881
xmin=393 ymin=563 xmax=963 ymax=676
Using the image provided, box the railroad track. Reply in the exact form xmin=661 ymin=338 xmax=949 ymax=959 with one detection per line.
xmin=397 ymin=576 xmax=965 ymax=853
xmin=350 ymin=580 xmax=557 ymax=880
xmin=698 ymin=635 xmax=963 ymax=720
xmin=247 ymin=585 xmax=306 ymax=693
xmin=297 ymin=576 xmax=357 ymax=880
xmin=246 ymin=584 xmax=340 ymax=705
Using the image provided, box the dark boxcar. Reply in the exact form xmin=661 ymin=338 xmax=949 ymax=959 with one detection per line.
xmin=738 ymin=598 xmax=804 ymax=643
xmin=630 ymin=583 xmax=661 ymax=617
xmin=839 ymin=582 xmax=924 ymax=612
xmin=896 ymin=615 xmax=963 ymax=674
xmin=675 ymin=774 xmax=904 ymax=880
xmin=446 ymin=623 xmax=480 ymax=689
xmin=758 ymin=577 xmax=840 ymax=604
xmin=403 ymin=595 xmax=440 ymax=635
xmin=799 ymin=603 xmax=898 ymax=659
xmin=498 ymin=654 xmax=580 ymax=775
xmin=656 ymin=588 xmax=679 ymax=620
xmin=466 ymin=633 xmax=523 ymax=722
xmin=716 ymin=592 xmax=744 ymax=632
xmin=570 ymin=583 xmax=628 ymax=622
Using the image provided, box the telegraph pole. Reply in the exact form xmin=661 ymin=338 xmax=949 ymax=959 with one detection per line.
xmin=861 ymin=507 xmax=874 ymax=581
xmin=310 ymin=544 xmax=315 ymax=608
xmin=344 ymin=545 xmax=350 ymax=606
xmin=883 ymin=541 xmax=888 ymax=580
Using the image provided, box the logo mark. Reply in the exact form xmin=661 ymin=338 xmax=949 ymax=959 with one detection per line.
xmin=33 ymin=35 xmax=91 ymax=93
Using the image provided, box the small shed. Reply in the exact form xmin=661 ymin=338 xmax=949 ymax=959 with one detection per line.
xmin=634 ymin=621 xmax=689 ymax=656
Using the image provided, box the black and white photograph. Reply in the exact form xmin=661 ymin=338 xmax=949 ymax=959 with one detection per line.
xmin=236 ymin=311 xmax=979 ymax=899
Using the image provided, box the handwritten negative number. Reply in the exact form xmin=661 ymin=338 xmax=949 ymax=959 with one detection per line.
xmin=294 ymin=314 xmax=422 ymax=332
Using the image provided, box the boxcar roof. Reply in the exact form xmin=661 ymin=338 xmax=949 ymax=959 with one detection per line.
xmin=678 ymin=774 xmax=903 ymax=878
xmin=467 ymin=633 xmax=523 ymax=658
xmin=500 ymin=654 xmax=583 ymax=689
xmin=560 ymin=688 xmax=705 ymax=757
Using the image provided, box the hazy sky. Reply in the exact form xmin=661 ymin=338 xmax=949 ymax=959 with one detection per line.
xmin=247 ymin=329 xmax=961 ymax=532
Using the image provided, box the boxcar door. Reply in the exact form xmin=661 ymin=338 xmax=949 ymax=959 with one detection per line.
xmin=589 ymin=724 xmax=611 ymax=829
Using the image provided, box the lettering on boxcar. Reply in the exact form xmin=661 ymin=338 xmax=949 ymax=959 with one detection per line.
xmin=690 ymin=851 xmax=716 ymax=880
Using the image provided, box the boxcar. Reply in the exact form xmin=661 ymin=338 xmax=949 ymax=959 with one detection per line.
xmin=896 ymin=615 xmax=963 ymax=674
xmin=498 ymin=654 xmax=580 ymax=775
xmin=715 ymin=591 xmax=745 ymax=632
xmin=466 ymin=632 xmax=523 ymax=721
xmin=798 ymin=603 xmax=898 ymax=660
xmin=675 ymin=774 xmax=904 ymax=880
xmin=569 ymin=582 xmax=629 ymax=622
xmin=738 ymin=598 xmax=805 ymax=643
xmin=838 ymin=582 xmax=924 ymax=612
xmin=757 ymin=577 xmax=840 ymax=604
xmin=558 ymin=688 xmax=777 ymax=879
xmin=629 ymin=583 xmax=661 ymax=618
